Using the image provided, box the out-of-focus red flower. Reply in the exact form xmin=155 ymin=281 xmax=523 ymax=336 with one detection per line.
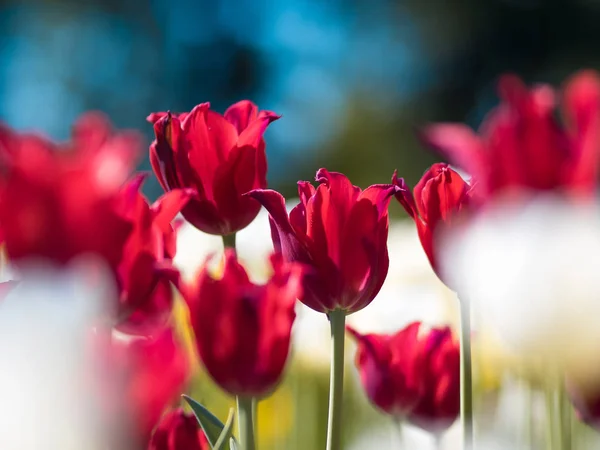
xmin=148 ymin=101 xmax=279 ymax=236
xmin=0 ymin=112 xmax=141 ymax=268
xmin=93 ymin=326 xmax=190 ymax=448
xmin=347 ymin=323 xmax=423 ymax=417
xmin=248 ymin=169 xmax=398 ymax=314
xmin=148 ymin=408 xmax=209 ymax=450
xmin=408 ymin=327 xmax=460 ymax=434
xmin=347 ymin=322 xmax=459 ymax=434
xmin=177 ymin=250 xmax=302 ymax=398
xmin=421 ymin=71 xmax=600 ymax=199
xmin=115 ymin=175 xmax=192 ymax=332
xmin=393 ymin=163 xmax=471 ymax=281
xmin=566 ymin=377 xmax=600 ymax=431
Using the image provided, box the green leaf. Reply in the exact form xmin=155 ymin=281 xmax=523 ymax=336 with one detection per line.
xmin=213 ymin=408 xmax=235 ymax=450
xmin=182 ymin=395 xmax=232 ymax=450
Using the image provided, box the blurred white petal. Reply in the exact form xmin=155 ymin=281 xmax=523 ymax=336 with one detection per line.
xmin=441 ymin=195 xmax=600 ymax=377
xmin=0 ymin=259 xmax=113 ymax=450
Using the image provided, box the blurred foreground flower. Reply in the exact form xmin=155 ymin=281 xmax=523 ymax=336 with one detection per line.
xmin=0 ymin=112 xmax=141 ymax=268
xmin=148 ymin=408 xmax=209 ymax=450
xmin=249 ymin=169 xmax=398 ymax=314
xmin=442 ymin=195 xmax=600 ymax=378
xmin=422 ymin=70 xmax=600 ymax=198
xmin=0 ymin=262 xmax=112 ymax=450
xmin=148 ymin=101 xmax=279 ymax=236
xmin=93 ymin=325 xmax=190 ymax=449
xmin=177 ymin=250 xmax=303 ymax=398
xmin=347 ymin=322 xmax=459 ymax=435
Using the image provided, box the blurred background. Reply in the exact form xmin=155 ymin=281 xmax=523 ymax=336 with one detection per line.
xmin=2 ymin=0 xmax=600 ymax=202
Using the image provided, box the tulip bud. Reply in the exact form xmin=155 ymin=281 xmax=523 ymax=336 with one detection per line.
xmin=149 ymin=408 xmax=209 ymax=450
xmin=248 ymin=169 xmax=398 ymax=314
xmin=148 ymin=101 xmax=279 ymax=236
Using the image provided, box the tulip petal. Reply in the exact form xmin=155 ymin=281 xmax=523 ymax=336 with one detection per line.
xmin=224 ymin=100 xmax=259 ymax=134
xmin=237 ymin=111 xmax=280 ymax=148
xmin=152 ymin=114 xmax=188 ymax=191
xmin=152 ymin=189 xmax=195 ymax=233
xmin=246 ymin=189 xmax=309 ymax=261
xmin=340 ymin=185 xmax=395 ymax=304
xmin=183 ymin=104 xmax=238 ymax=200
xmin=563 ymin=70 xmax=600 ymax=192
xmin=392 ymin=171 xmax=417 ymax=219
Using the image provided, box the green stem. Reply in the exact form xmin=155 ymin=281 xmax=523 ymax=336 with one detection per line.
xmin=252 ymin=398 xmax=258 ymax=437
xmin=559 ymin=383 xmax=572 ymax=450
xmin=326 ymin=309 xmax=346 ymax=450
xmin=237 ymin=396 xmax=256 ymax=450
xmin=392 ymin=419 xmax=404 ymax=449
xmin=460 ymin=299 xmax=473 ymax=450
xmin=526 ymin=385 xmax=535 ymax=450
xmin=545 ymin=388 xmax=555 ymax=450
xmin=222 ymin=233 xmax=237 ymax=250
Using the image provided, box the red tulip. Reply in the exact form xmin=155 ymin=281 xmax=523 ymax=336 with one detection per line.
xmin=92 ymin=326 xmax=190 ymax=448
xmin=148 ymin=408 xmax=209 ymax=450
xmin=248 ymin=169 xmax=398 ymax=314
xmin=421 ymin=71 xmax=600 ymax=199
xmin=347 ymin=322 xmax=460 ymax=434
xmin=148 ymin=101 xmax=279 ymax=236
xmin=177 ymin=250 xmax=302 ymax=398
xmin=393 ymin=163 xmax=471 ymax=281
xmin=408 ymin=327 xmax=460 ymax=434
xmin=0 ymin=112 xmax=141 ymax=268
xmin=114 ymin=175 xmax=192 ymax=332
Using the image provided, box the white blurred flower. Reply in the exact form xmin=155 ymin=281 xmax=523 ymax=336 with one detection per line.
xmin=441 ymin=195 xmax=600 ymax=377
xmin=0 ymin=259 xmax=113 ymax=450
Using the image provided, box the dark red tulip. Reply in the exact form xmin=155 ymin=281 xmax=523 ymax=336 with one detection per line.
xmin=408 ymin=327 xmax=460 ymax=434
xmin=347 ymin=323 xmax=424 ymax=417
xmin=148 ymin=408 xmax=209 ymax=450
xmin=347 ymin=322 xmax=459 ymax=434
xmin=148 ymin=101 xmax=279 ymax=236
xmin=393 ymin=163 xmax=471 ymax=280
xmin=114 ymin=175 xmax=192 ymax=332
xmin=177 ymin=250 xmax=302 ymax=398
xmin=93 ymin=326 xmax=190 ymax=448
xmin=248 ymin=169 xmax=398 ymax=314
xmin=0 ymin=112 xmax=141 ymax=268
xmin=421 ymin=71 xmax=600 ymax=199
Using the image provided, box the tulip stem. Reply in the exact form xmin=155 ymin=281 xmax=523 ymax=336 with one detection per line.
xmin=237 ymin=395 xmax=256 ymax=450
xmin=459 ymin=298 xmax=473 ymax=450
xmin=252 ymin=398 xmax=258 ymax=435
xmin=326 ymin=309 xmax=346 ymax=450
xmin=222 ymin=233 xmax=237 ymax=250
xmin=545 ymin=387 xmax=555 ymax=450
xmin=559 ymin=383 xmax=572 ymax=450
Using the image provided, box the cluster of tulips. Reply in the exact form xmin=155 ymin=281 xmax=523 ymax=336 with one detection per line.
xmin=1 ymin=69 xmax=600 ymax=450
